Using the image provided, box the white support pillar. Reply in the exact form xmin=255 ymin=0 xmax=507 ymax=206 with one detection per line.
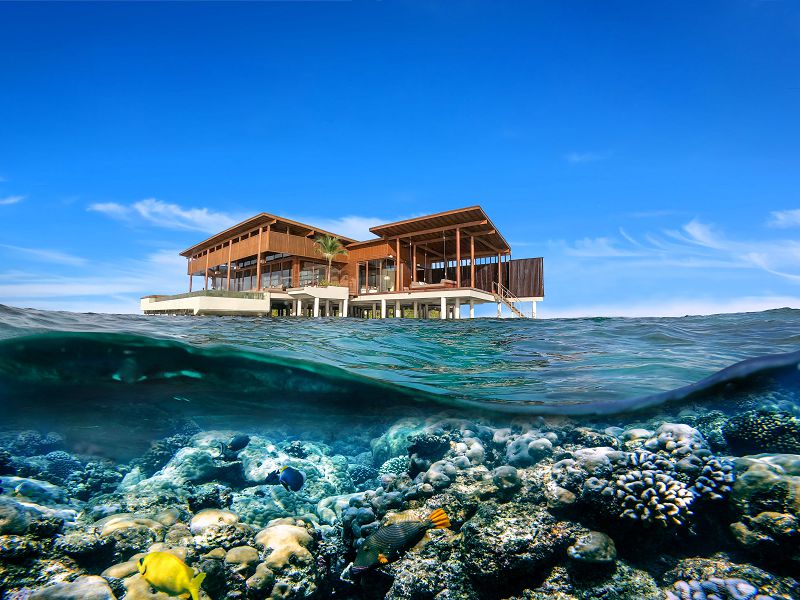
xmin=325 ymin=300 xmax=331 ymax=317
xmin=297 ymin=299 xmax=303 ymax=317
xmin=372 ymin=302 xmax=377 ymax=319
xmin=454 ymin=299 xmax=461 ymax=319
xmin=313 ymin=297 xmax=320 ymax=318
xmin=440 ymin=297 xmax=447 ymax=320
xmin=497 ymin=302 xmax=502 ymax=318
xmin=265 ymin=295 xmax=271 ymax=316
xmin=469 ymin=299 xmax=475 ymax=319
xmin=381 ymin=298 xmax=387 ymax=319
xmin=532 ymin=301 xmax=537 ymax=319
xmin=413 ymin=302 xmax=419 ymax=318
xmin=395 ymin=300 xmax=401 ymax=318
xmin=342 ymin=298 xmax=348 ymax=317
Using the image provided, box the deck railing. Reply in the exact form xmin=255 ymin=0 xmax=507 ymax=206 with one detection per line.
xmin=146 ymin=290 xmax=271 ymax=302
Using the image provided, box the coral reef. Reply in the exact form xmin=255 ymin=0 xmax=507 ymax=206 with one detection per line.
xmin=723 ymin=411 xmax=800 ymax=455
xmin=1 ymin=417 xmax=798 ymax=600
xmin=728 ymin=454 xmax=800 ymax=564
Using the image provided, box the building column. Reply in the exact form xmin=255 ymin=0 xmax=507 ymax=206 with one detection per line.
xmin=396 ymin=238 xmax=401 ymax=291
xmin=470 ymin=236 xmax=475 ymax=287
xmin=411 ymin=244 xmax=416 ymax=283
xmin=455 ymin=227 xmax=461 ymax=287
xmin=532 ymin=301 xmax=537 ymax=319
xmin=264 ymin=294 xmax=271 ymax=316
xmin=255 ymin=226 xmax=263 ymax=291
xmin=497 ymin=252 xmax=502 ymax=290
xmin=440 ymin=297 xmax=447 ymax=320
xmin=292 ymin=257 xmax=300 ymax=288
xmin=297 ymin=299 xmax=303 ymax=317
xmin=395 ymin=300 xmax=401 ymax=318
xmin=189 ymin=273 xmax=193 ymax=293
xmin=380 ymin=298 xmax=387 ymax=318
xmin=413 ymin=301 xmax=419 ymax=318
xmin=325 ymin=299 xmax=331 ymax=317
xmin=226 ymin=240 xmax=233 ymax=291
xmin=497 ymin=302 xmax=502 ymax=318
xmin=342 ymin=298 xmax=348 ymax=317
xmin=313 ymin=297 xmax=320 ymax=318
xmin=455 ymin=299 xmax=461 ymax=319
xmin=469 ymin=299 xmax=475 ymax=319
xmin=204 ymin=251 xmax=209 ymax=290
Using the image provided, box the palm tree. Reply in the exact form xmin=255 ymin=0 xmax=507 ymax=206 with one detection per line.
xmin=314 ymin=234 xmax=348 ymax=284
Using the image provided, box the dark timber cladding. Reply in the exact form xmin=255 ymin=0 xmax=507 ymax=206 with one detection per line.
xmin=176 ymin=205 xmax=543 ymax=300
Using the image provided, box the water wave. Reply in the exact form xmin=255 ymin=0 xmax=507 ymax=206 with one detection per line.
xmin=1 ymin=330 xmax=797 ymax=418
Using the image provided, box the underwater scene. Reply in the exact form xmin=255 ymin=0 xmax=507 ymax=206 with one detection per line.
xmin=0 ymin=304 xmax=798 ymax=600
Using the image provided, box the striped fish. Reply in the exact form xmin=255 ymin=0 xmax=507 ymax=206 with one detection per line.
xmin=352 ymin=509 xmax=450 ymax=573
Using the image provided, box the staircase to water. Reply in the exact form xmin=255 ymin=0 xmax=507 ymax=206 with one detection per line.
xmin=492 ymin=282 xmax=528 ymax=318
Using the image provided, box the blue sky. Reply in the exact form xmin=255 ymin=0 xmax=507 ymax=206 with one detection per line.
xmin=1 ymin=1 xmax=799 ymax=317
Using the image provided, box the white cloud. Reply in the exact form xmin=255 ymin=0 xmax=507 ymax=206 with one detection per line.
xmin=554 ymin=216 xmax=800 ymax=283
xmin=88 ymin=198 xmax=240 ymax=233
xmin=767 ymin=209 xmax=800 ymax=228
xmin=537 ymin=295 xmax=800 ymax=318
xmin=0 ymin=244 xmax=87 ymax=266
xmin=0 ymin=195 xmax=25 ymax=206
xmin=0 ymin=249 xmax=187 ymax=313
xmin=564 ymin=151 xmax=607 ymax=164
xmin=677 ymin=219 xmax=726 ymax=249
xmin=290 ymin=215 xmax=384 ymax=241
xmin=561 ymin=237 xmax=643 ymax=258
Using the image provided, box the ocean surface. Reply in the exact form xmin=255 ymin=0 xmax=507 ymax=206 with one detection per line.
xmin=1 ymin=304 xmax=799 ymax=599
xmin=0 ymin=304 xmax=798 ymax=458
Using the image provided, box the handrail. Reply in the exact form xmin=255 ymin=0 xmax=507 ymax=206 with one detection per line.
xmin=492 ymin=282 xmax=527 ymax=318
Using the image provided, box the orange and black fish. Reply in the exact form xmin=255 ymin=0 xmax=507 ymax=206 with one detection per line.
xmin=351 ymin=509 xmax=450 ymax=574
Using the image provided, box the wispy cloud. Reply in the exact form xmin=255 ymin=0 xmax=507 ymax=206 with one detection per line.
xmin=562 ymin=237 xmax=644 ymax=258
xmin=538 ymin=295 xmax=800 ymax=319
xmin=88 ymin=198 xmax=240 ymax=233
xmin=0 ymin=195 xmax=25 ymax=206
xmin=0 ymin=244 xmax=87 ymax=267
xmin=290 ymin=215 xmax=385 ymax=241
xmin=767 ymin=209 xmax=800 ymax=228
xmin=564 ymin=151 xmax=608 ymax=164
xmin=552 ymin=214 xmax=800 ymax=282
xmin=0 ymin=249 xmax=187 ymax=313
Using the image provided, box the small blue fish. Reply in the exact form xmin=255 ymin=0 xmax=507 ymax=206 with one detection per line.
xmin=265 ymin=466 xmax=306 ymax=492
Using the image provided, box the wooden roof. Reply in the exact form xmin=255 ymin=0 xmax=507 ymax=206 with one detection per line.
xmin=368 ymin=205 xmax=511 ymax=256
xmin=180 ymin=213 xmax=357 ymax=257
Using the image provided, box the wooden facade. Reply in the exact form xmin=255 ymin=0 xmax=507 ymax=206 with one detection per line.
xmin=180 ymin=206 xmax=544 ymax=299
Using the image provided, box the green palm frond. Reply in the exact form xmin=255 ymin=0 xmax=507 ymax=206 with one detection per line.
xmin=314 ymin=235 xmax=348 ymax=284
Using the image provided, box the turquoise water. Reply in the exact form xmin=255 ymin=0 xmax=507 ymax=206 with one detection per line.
xmin=0 ymin=304 xmax=798 ymax=456
xmin=1 ymin=305 xmax=799 ymax=599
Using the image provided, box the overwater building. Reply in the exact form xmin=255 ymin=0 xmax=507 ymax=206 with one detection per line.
xmin=141 ymin=206 xmax=543 ymax=318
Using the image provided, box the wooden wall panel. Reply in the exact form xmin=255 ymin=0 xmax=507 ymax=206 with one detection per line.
xmin=506 ymin=258 xmax=544 ymax=298
xmin=343 ymin=241 xmax=394 ymax=294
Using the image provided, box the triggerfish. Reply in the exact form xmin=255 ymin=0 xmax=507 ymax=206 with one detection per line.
xmin=138 ymin=551 xmax=206 ymax=600
xmin=265 ymin=465 xmax=306 ymax=492
xmin=352 ymin=508 xmax=451 ymax=573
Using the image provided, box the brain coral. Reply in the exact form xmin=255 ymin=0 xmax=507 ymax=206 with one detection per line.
xmin=723 ymin=411 xmax=800 ymax=455
xmin=255 ymin=522 xmax=313 ymax=570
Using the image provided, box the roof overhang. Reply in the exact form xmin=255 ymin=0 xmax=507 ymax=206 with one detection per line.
xmin=180 ymin=213 xmax=357 ymax=257
xmin=368 ymin=206 xmax=511 ymax=256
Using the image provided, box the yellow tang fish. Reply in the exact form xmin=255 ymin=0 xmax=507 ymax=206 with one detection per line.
xmin=138 ymin=551 xmax=206 ymax=600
